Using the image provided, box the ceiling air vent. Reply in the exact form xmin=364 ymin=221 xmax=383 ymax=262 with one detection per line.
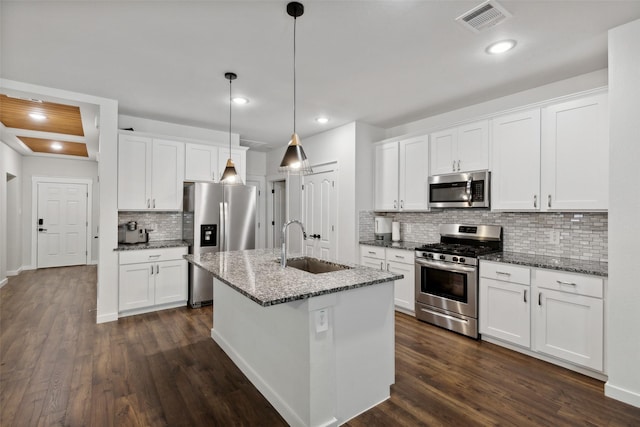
xmin=456 ymin=0 xmax=512 ymax=33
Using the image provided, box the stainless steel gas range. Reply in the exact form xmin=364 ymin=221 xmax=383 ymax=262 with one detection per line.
xmin=415 ymin=224 xmax=503 ymax=339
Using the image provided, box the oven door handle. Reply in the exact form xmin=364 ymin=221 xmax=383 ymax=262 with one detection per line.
xmin=415 ymin=258 xmax=476 ymax=274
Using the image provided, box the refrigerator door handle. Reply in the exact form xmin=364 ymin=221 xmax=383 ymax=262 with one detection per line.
xmin=219 ymin=202 xmax=226 ymax=252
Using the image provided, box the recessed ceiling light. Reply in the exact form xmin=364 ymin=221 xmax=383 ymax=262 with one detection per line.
xmin=232 ymin=97 xmax=249 ymax=105
xmin=486 ymin=39 xmax=517 ymax=55
xmin=29 ymin=112 xmax=47 ymax=120
xmin=51 ymin=142 xmax=63 ymax=150
xmin=315 ymin=117 xmax=329 ymax=124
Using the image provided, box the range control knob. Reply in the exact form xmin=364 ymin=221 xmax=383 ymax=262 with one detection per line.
xmin=427 ymin=253 xmax=434 ymax=259
xmin=459 ymin=257 xmax=466 ymax=264
xmin=452 ymin=256 xmax=459 ymax=262
xmin=439 ymin=255 xmax=446 ymax=260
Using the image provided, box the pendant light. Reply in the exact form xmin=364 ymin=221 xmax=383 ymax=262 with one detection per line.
xmin=279 ymin=1 xmax=313 ymax=175
xmin=220 ymin=72 xmax=243 ymax=184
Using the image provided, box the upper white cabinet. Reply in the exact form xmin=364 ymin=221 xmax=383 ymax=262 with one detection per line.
xmin=118 ymin=134 xmax=185 ymax=210
xmin=374 ymin=136 xmax=429 ymax=211
xmin=541 ymin=93 xmax=609 ymax=211
xmin=185 ymin=143 xmax=219 ymax=181
xmin=430 ymin=120 xmax=489 ymax=175
xmin=185 ymin=144 xmax=247 ymax=184
xmin=491 ymin=109 xmax=542 ymax=211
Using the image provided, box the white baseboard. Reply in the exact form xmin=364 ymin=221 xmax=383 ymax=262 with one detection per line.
xmin=7 ymin=266 xmax=23 ymax=276
xmin=21 ymin=264 xmax=36 ymax=271
xmin=96 ymin=312 xmax=119 ymax=324
xmin=89 ymin=260 xmax=98 ymax=265
xmin=0 ymin=278 xmax=7 ymax=289
xmin=605 ymin=382 xmax=640 ymax=408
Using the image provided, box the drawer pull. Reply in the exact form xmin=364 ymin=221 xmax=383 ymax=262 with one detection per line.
xmin=368 ymin=251 xmax=376 ymax=255
xmin=395 ymin=255 xmax=405 ymax=259
xmin=149 ymin=254 xmax=161 ymax=259
xmin=496 ymin=271 xmax=511 ymax=276
xmin=524 ymin=289 xmax=527 ymax=303
xmin=556 ymin=280 xmax=577 ymax=286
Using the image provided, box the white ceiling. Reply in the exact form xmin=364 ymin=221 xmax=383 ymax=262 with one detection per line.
xmin=2 ymin=1 xmax=640 ymax=154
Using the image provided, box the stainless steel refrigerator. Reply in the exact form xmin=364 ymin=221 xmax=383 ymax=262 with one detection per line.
xmin=183 ymin=182 xmax=256 ymax=307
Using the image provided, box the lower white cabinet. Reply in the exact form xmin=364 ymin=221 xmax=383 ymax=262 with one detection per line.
xmin=479 ymin=260 xmax=605 ymax=375
xmin=532 ymin=269 xmax=604 ymax=372
xmin=119 ymin=247 xmax=187 ymax=315
xmin=360 ymin=245 xmax=415 ymax=314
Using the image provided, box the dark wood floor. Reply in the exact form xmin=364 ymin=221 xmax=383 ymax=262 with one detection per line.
xmin=2 ymin=266 xmax=639 ymax=426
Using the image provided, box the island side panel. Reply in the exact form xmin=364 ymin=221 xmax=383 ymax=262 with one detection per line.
xmin=211 ymin=278 xmax=338 ymax=427
xmin=333 ymin=281 xmax=395 ymax=423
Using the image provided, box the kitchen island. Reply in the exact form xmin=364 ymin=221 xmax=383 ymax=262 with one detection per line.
xmin=186 ymin=249 xmax=402 ymax=427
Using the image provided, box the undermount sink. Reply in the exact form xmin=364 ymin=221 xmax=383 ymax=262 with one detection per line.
xmin=284 ymin=257 xmax=353 ymax=274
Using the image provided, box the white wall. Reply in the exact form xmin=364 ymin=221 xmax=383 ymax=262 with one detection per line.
xmin=0 ymin=141 xmax=23 ymax=286
xmin=386 ymin=69 xmax=608 ymax=138
xmin=21 ymin=157 xmax=100 ymax=267
xmin=606 ymin=18 xmax=640 ymax=408
xmin=246 ymin=150 xmax=267 ymax=176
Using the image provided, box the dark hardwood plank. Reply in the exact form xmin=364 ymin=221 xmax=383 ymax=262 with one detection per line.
xmin=2 ymin=266 xmax=640 ymax=426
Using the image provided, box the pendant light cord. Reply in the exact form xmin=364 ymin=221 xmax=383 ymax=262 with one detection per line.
xmin=293 ymin=15 xmax=297 ymax=135
xmin=229 ymin=76 xmax=232 ymax=156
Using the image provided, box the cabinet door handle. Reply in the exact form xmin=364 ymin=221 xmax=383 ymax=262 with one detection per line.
xmin=393 ymin=200 xmax=397 ymax=209
xmin=533 ymin=195 xmax=537 ymax=208
xmin=153 ymin=199 xmax=156 ymax=208
xmin=150 ymin=265 xmax=154 ymax=275
xmin=548 ymin=194 xmax=552 ymax=208
xmin=386 ymin=263 xmax=390 ymax=271
xmin=147 ymin=199 xmax=151 ymax=208
xmin=556 ymin=280 xmax=577 ymax=287
xmin=457 ymin=160 xmax=461 ymax=171
xmin=452 ymin=160 xmax=456 ymax=172
xmin=380 ymin=261 xmax=384 ymax=270
xmin=524 ymin=289 xmax=527 ymax=303
xmin=156 ymin=264 xmax=159 ymax=274
xmin=538 ymin=292 xmax=542 ymax=306
xmin=400 ymin=200 xmax=404 ymax=209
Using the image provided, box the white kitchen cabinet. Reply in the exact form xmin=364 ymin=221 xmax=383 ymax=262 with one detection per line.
xmin=185 ymin=143 xmax=219 ymax=181
xmin=491 ymin=109 xmax=541 ymax=211
xmin=541 ymin=93 xmax=608 ymax=211
xmin=430 ymin=120 xmax=489 ymax=175
xmin=533 ymin=269 xmax=604 ymax=371
xmin=360 ymin=245 xmax=415 ymax=314
xmin=119 ymin=247 xmax=187 ymax=315
xmin=374 ymin=136 xmax=428 ymax=211
xmin=479 ymin=262 xmax=531 ymax=347
xmin=118 ymin=134 xmax=185 ymax=210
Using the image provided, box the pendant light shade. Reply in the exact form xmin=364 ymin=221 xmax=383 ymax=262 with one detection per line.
xmin=279 ymin=1 xmax=313 ymax=175
xmin=221 ymin=72 xmax=243 ymax=184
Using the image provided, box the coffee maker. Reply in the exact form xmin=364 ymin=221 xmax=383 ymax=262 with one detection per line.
xmin=374 ymin=217 xmax=392 ymax=241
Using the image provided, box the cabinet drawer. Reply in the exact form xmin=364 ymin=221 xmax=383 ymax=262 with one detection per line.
xmin=386 ymin=248 xmax=414 ymax=265
xmin=480 ymin=261 xmax=530 ymax=285
xmin=533 ymin=269 xmax=603 ymax=299
xmin=119 ymin=246 xmax=187 ymax=265
xmin=360 ymin=245 xmax=385 ymax=260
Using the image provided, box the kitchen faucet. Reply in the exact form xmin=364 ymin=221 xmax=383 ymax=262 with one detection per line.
xmin=281 ymin=219 xmax=307 ymax=268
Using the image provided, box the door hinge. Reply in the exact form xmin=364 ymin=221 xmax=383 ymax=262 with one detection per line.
xmin=301 ymin=184 xmax=304 ymax=190
xmin=271 ymin=189 xmax=275 ymax=194
xmin=272 ymin=221 xmax=275 ymax=226
xmin=332 ymin=225 xmax=335 ymax=231
xmin=332 ymin=181 xmax=335 ymax=187
xmin=258 ymin=190 xmax=261 ymax=196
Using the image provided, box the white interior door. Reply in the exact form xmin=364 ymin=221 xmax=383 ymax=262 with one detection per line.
xmin=247 ymin=177 xmax=266 ymax=249
xmin=37 ymin=182 xmax=88 ymax=268
xmin=303 ymin=169 xmax=337 ymax=259
xmin=271 ymin=180 xmax=287 ymax=249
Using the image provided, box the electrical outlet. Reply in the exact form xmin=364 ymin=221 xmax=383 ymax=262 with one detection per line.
xmin=405 ymin=223 xmax=412 ymax=234
xmin=548 ymin=230 xmax=561 ymax=245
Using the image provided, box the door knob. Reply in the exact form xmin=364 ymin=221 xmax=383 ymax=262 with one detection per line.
xmin=38 ymin=228 xmax=47 ymax=232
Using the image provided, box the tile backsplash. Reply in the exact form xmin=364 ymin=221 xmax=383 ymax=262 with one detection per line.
xmin=360 ymin=210 xmax=608 ymax=262
xmin=118 ymin=212 xmax=182 ymax=241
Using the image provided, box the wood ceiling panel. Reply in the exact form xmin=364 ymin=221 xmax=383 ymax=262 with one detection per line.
xmin=18 ymin=136 xmax=88 ymax=157
xmin=0 ymin=94 xmax=85 ymax=136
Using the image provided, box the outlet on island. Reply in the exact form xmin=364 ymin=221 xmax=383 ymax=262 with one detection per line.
xmin=548 ymin=230 xmax=561 ymax=245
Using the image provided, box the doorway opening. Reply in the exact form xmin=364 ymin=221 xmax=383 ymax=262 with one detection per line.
xmin=268 ymin=180 xmax=287 ymax=250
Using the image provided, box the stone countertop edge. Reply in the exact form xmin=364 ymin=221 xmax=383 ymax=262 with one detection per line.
xmin=114 ymin=240 xmax=189 ymax=251
xmin=479 ymin=251 xmax=608 ymax=277
xmin=359 ymin=240 xmax=425 ymax=251
xmin=184 ymin=249 xmax=403 ymax=307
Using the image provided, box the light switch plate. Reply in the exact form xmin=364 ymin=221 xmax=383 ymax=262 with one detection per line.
xmin=315 ymin=308 xmax=329 ymax=333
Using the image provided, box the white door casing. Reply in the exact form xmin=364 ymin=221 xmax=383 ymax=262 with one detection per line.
xmin=303 ymin=167 xmax=337 ymax=259
xmin=247 ymin=176 xmax=266 ymax=249
xmin=36 ymin=181 xmax=89 ymax=268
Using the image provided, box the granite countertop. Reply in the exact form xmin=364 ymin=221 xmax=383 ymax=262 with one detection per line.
xmin=359 ymin=240 xmax=425 ymax=251
xmin=115 ymin=239 xmax=189 ymax=251
xmin=185 ymin=248 xmax=403 ymax=307
xmin=480 ymin=251 xmax=608 ymax=277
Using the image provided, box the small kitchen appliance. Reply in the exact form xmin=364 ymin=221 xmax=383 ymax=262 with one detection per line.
xmin=118 ymin=223 xmax=149 ymax=244
xmin=415 ymin=224 xmax=503 ymax=338
xmin=374 ymin=217 xmax=392 ymax=241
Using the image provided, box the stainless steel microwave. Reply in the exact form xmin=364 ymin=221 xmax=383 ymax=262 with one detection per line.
xmin=428 ymin=170 xmax=490 ymax=209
